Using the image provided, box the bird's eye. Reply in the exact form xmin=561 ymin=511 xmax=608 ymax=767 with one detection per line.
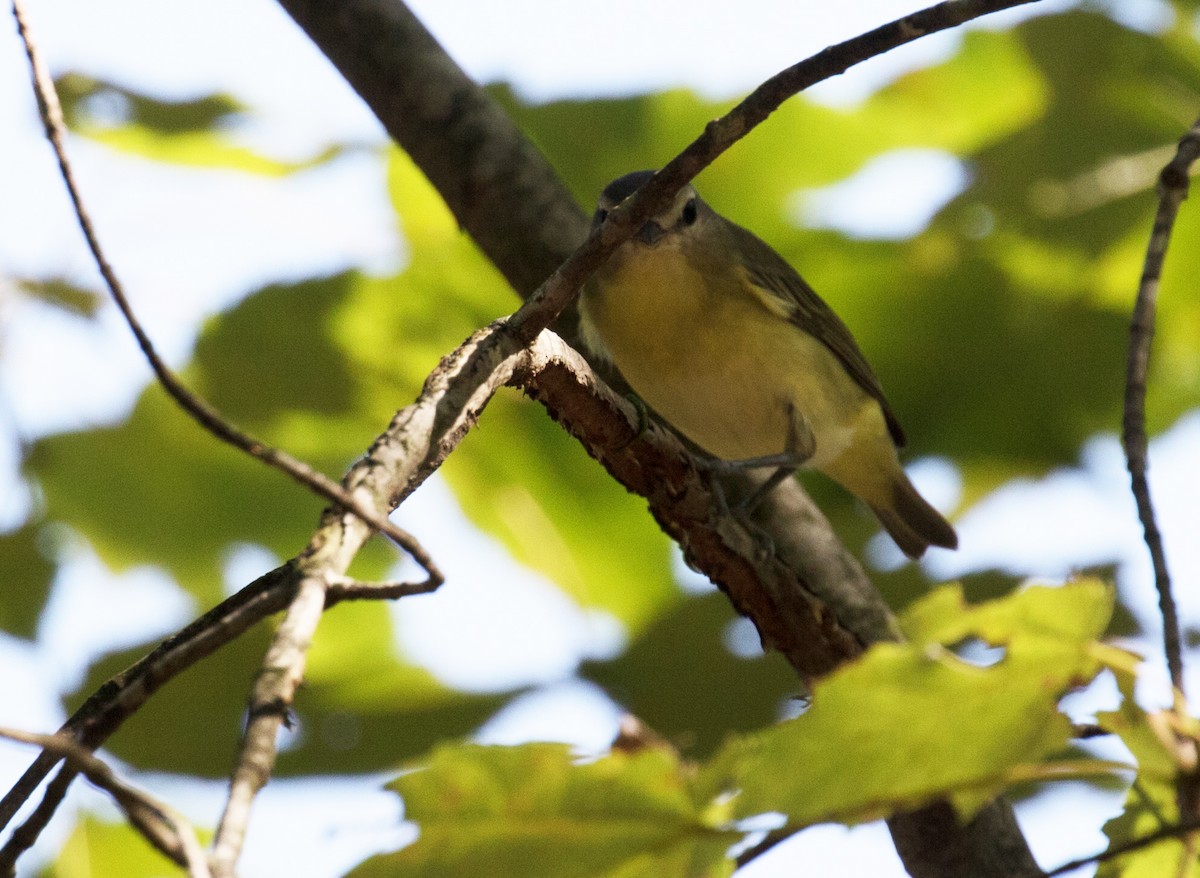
xmin=682 ymin=198 xmax=698 ymax=226
xmin=593 ymin=208 xmax=609 ymax=227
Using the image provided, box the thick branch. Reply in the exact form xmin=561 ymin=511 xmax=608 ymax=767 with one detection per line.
xmin=512 ymin=333 xmax=868 ymax=675
xmin=274 ymin=0 xmax=585 ymax=300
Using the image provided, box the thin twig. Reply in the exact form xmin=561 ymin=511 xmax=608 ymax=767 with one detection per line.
xmin=1114 ymin=113 xmax=1200 ymax=878
xmin=0 ymin=727 xmax=211 ymax=877
xmin=735 ymin=827 xmax=795 ymax=868
xmin=0 ymin=563 xmax=296 ymax=868
xmin=1046 ymin=815 xmax=1200 ymax=876
xmin=506 ymin=0 xmax=1045 ymax=340
xmin=10 ymin=0 xmax=441 ymax=586
xmin=1122 ymin=114 xmax=1200 ymax=699
xmin=0 ymin=764 xmax=76 ymax=872
xmin=324 ymin=572 xmax=443 ymax=603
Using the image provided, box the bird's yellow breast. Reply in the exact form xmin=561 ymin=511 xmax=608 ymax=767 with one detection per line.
xmin=581 ymin=239 xmax=880 ymax=471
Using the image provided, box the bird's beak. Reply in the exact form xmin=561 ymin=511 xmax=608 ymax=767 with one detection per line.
xmin=636 ymin=221 xmax=666 ymax=245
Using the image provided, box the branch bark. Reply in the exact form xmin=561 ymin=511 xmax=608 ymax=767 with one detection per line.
xmin=1123 ymin=114 xmax=1200 ymax=699
xmin=0 ymin=727 xmax=210 ymax=877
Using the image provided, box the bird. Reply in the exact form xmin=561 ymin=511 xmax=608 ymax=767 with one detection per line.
xmin=579 ymin=170 xmax=957 ymax=558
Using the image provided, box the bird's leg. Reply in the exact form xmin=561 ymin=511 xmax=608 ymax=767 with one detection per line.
xmin=738 ymin=404 xmax=814 ymax=511
xmin=697 ymin=404 xmax=814 ymax=512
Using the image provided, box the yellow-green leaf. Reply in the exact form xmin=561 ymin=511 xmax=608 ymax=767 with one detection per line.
xmin=348 ymin=743 xmax=737 ymax=878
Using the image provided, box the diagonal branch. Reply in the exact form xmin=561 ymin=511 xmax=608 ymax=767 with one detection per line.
xmin=0 ymin=563 xmax=296 ymax=867
xmin=1122 ymin=114 xmax=1200 ymax=700
xmin=11 ymin=0 xmax=441 ymax=585
xmin=0 ymin=727 xmax=211 ymax=877
xmin=1046 ymin=814 xmax=1200 ymax=877
xmin=0 ymin=321 xmax=860 ymax=872
xmin=508 ymin=0 xmax=1049 ymax=338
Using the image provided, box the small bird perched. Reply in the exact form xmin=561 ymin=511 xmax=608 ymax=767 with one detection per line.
xmin=579 ymin=170 xmax=957 ymax=559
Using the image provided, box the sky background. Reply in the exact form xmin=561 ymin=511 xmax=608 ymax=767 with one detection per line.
xmin=0 ymin=0 xmax=1197 ymax=875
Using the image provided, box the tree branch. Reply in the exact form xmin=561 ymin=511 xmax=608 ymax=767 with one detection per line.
xmin=0 ymin=563 xmax=296 ymax=867
xmin=1046 ymin=815 xmax=1200 ymax=877
xmin=1120 ymin=109 xmax=1200 ymax=873
xmin=209 ymin=573 xmax=327 ymax=876
xmin=0 ymin=727 xmax=211 ymax=877
xmin=1122 ymin=113 xmax=1200 ymax=700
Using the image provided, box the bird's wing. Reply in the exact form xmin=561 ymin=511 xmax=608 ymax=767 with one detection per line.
xmin=730 ymin=221 xmax=908 ymax=448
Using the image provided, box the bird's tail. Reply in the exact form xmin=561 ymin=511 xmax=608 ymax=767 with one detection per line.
xmin=870 ymin=474 xmax=958 ymax=559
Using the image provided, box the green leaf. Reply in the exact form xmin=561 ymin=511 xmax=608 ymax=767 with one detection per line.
xmin=56 ymin=72 xmax=242 ymax=134
xmin=702 ymin=581 xmax=1124 ymax=826
xmin=24 ymin=273 xmax=405 ymax=604
xmin=283 ymin=601 xmax=515 ymax=775
xmin=1097 ymin=672 xmax=1197 ymax=878
xmin=856 ymin=30 xmax=1048 ymax=155
xmin=15 ymin=277 xmax=104 ymax=317
xmin=898 ymin=578 xmax=1115 ymax=646
xmin=0 ymin=522 xmax=56 ymax=640
xmin=348 ymin=743 xmax=738 ymax=878
xmin=581 ymin=592 xmax=800 ymax=758
xmin=54 ymin=72 xmax=339 ymax=175
xmin=26 ymin=384 xmax=333 ymax=605
xmin=38 ymin=815 xmax=201 ymax=878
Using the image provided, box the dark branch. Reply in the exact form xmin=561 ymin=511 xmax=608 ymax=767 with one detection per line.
xmin=0 ymin=563 xmax=296 ymax=865
xmin=1122 ymin=113 xmax=1200 ymax=699
xmin=509 ymin=0 xmax=1048 ymax=341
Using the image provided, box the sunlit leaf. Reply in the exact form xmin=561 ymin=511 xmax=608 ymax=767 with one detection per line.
xmin=54 ymin=72 xmax=340 ymax=175
xmin=701 ymin=581 xmax=1126 ymax=825
xmin=348 ymin=743 xmax=738 ymax=878
xmin=39 ymin=815 xmax=203 ymax=878
xmin=1097 ymin=672 xmax=1197 ymax=878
